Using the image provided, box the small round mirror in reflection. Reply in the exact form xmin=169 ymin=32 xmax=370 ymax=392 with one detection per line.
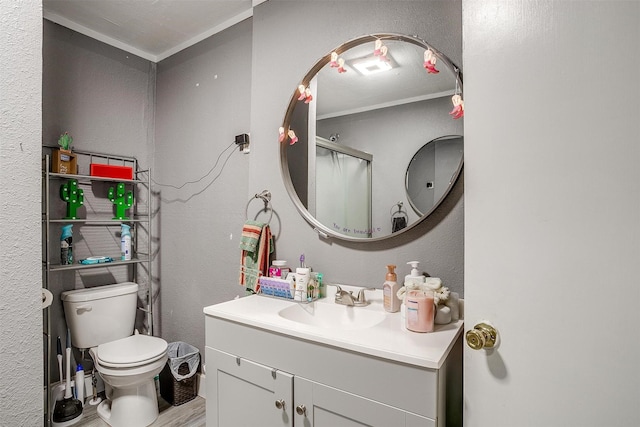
xmin=405 ymin=135 xmax=463 ymax=217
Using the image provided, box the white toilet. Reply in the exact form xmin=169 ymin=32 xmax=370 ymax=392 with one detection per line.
xmin=61 ymin=282 xmax=168 ymax=427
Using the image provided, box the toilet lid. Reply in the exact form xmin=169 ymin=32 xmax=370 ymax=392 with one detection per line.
xmin=97 ymin=334 xmax=167 ymax=367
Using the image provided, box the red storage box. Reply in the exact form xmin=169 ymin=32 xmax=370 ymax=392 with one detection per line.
xmin=90 ymin=164 xmax=133 ymax=180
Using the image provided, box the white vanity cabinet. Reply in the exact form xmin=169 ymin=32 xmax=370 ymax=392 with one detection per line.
xmin=204 ymin=295 xmax=462 ymax=427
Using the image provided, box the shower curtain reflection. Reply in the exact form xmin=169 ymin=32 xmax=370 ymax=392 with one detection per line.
xmin=315 ymin=139 xmax=372 ymax=238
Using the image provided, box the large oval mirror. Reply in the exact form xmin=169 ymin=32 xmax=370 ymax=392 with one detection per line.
xmin=280 ymin=33 xmax=463 ymax=242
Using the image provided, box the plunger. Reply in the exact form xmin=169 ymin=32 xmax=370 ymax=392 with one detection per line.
xmin=52 ymin=330 xmax=83 ymax=425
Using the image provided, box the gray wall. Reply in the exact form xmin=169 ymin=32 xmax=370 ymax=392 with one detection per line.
xmin=0 ymin=1 xmax=42 ymax=425
xmin=249 ymin=0 xmax=463 ymax=290
xmin=42 ymin=20 xmax=156 ymax=380
xmin=154 ymin=19 xmax=253 ymax=350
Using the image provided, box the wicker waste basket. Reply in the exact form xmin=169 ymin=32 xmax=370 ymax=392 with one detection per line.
xmin=159 ymin=341 xmax=200 ymax=406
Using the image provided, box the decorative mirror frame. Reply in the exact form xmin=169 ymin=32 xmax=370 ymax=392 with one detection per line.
xmin=279 ymin=33 xmax=463 ymax=242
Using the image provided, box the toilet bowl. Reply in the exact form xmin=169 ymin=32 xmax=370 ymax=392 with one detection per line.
xmin=91 ymin=334 xmax=167 ymax=427
xmin=61 ymin=283 xmax=168 ymax=427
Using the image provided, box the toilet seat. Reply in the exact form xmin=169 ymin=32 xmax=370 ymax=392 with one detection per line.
xmin=95 ymin=334 xmax=167 ymax=368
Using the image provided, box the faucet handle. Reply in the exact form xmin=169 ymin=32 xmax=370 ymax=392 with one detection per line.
xmin=355 ymin=287 xmax=376 ymax=304
xmin=331 ymin=284 xmax=343 ymax=293
xmin=330 ymin=284 xmax=346 ymax=300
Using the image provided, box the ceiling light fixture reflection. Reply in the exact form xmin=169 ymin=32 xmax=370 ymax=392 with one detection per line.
xmin=351 ymin=56 xmax=394 ymax=75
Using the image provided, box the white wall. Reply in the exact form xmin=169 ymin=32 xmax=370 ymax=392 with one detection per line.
xmin=463 ymin=1 xmax=640 ymax=425
xmin=0 ymin=1 xmax=43 ymax=425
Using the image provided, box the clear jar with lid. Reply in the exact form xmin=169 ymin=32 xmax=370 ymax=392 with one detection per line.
xmin=269 ymin=260 xmax=290 ymax=279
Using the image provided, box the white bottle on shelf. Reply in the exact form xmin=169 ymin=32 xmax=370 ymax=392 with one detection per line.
xmin=120 ymin=224 xmax=132 ymax=261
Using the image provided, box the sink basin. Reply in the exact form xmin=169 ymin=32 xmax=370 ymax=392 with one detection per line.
xmin=278 ymin=302 xmax=386 ymax=330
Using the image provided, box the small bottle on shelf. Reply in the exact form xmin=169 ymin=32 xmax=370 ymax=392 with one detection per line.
xmin=120 ymin=224 xmax=132 ymax=261
xmin=60 ymin=224 xmax=73 ymax=265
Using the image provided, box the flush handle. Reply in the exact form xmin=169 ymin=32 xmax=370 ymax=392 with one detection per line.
xmin=466 ymin=322 xmax=498 ymax=350
xmin=76 ymin=305 xmax=92 ymax=314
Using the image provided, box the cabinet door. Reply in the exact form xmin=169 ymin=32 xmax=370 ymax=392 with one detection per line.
xmin=206 ymin=347 xmax=294 ymax=427
xmin=294 ymin=377 xmax=435 ymax=427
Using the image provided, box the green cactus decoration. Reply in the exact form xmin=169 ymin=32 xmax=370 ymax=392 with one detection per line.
xmin=58 ymin=132 xmax=73 ymax=151
xmin=108 ymin=182 xmax=134 ymax=220
xmin=60 ymin=179 xmax=84 ymax=219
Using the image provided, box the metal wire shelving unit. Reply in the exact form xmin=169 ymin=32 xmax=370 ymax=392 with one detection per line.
xmin=42 ymin=149 xmax=153 ymax=426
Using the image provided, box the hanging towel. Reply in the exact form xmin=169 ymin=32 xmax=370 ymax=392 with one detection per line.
xmin=392 ymin=216 xmax=407 ymax=232
xmin=239 ymin=220 xmax=273 ymax=294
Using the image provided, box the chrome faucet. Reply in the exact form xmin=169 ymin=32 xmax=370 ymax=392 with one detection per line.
xmin=333 ymin=285 xmax=375 ymax=307
xmin=334 ymin=286 xmax=356 ymax=306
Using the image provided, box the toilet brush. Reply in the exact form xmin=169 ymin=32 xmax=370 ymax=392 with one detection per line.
xmin=52 ymin=330 xmax=83 ymax=424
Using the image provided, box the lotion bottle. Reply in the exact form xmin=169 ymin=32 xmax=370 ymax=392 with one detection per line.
xmin=383 ymin=265 xmax=401 ymax=312
xmin=404 ymin=261 xmax=425 ymax=287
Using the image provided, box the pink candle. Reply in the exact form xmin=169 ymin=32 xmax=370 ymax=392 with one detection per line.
xmin=405 ymin=290 xmax=435 ymax=333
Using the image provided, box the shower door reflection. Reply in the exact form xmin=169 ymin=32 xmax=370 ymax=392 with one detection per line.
xmin=313 ymin=138 xmax=372 ymax=238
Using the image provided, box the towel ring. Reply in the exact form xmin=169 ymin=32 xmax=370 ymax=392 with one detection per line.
xmin=390 ymin=201 xmax=408 ymax=219
xmin=245 ymin=190 xmax=273 ymax=224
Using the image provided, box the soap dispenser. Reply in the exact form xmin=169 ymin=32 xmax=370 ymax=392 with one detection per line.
xmin=404 ymin=261 xmax=425 ymax=287
xmin=383 ymin=265 xmax=400 ymax=312
xmin=401 ymin=261 xmax=425 ymax=323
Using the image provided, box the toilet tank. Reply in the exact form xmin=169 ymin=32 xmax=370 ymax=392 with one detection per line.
xmin=61 ymin=282 xmax=139 ymax=349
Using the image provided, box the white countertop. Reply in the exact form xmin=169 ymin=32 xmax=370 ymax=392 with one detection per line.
xmin=203 ymin=285 xmax=463 ymax=369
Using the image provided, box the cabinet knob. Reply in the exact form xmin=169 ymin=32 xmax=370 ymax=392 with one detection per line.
xmin=296 ymin=404 xmax=307 ymax=416
xmin=275 ymin=399 xmax=285 ymax=410
xmin=466 ymin=322 xmax=498 ymax=350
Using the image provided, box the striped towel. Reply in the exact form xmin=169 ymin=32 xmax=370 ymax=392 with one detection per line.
xmin=239 ymin=220 xmax=273 ymax=294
